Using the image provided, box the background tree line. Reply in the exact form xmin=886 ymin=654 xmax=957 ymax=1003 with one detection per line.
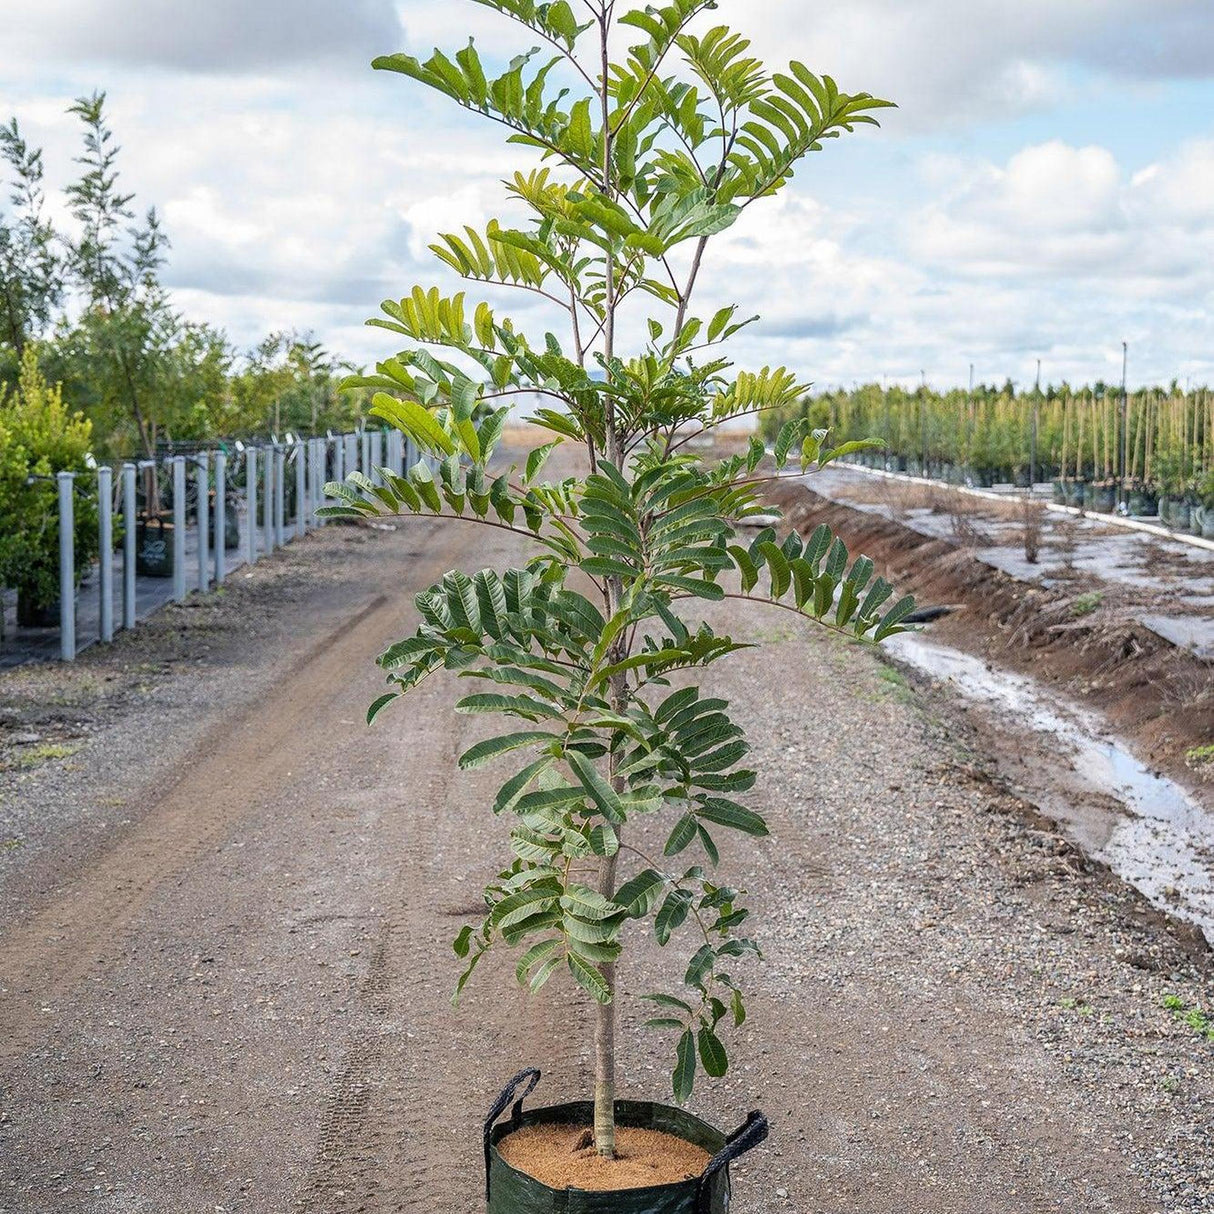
xmin=0 ymin=92 xmax=370 ymax=622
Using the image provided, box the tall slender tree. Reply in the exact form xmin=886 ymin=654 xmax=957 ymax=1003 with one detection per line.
xmin=326 ymin=0 xmax=912 ymax=1157
xmin=63 ymin=91 xmax=176 ymax=466
xmin=0 ymin=119 xmax=63 ymax=368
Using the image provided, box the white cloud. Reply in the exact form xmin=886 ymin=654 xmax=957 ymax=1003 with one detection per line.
xmin=2 ymin=1 xmax=1213 ymax=390
xmin=2 ymin=0 xmax=401 ymax=72
xmin=910 ymin=138 xmax=1214 ymax=294
xmin=738 ymin=0 xmax=1214 ymax=129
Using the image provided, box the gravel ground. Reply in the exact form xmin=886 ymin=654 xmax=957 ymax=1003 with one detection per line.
xmin=0 ymin=503 xmax=1210 ymax=1213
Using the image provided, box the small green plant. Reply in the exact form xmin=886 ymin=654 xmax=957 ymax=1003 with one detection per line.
xmin=1185 ymin=743 xmax=1214 ymax=768
xmin=0 ymin=346 xmax=97 ymax=610
xmin=1069 ymin=591 xmax=1102 ymax=618
xmin=1162 ymin=994 xmax=1214 ymax=1041
xmin=5 ymin=741 xmax=81 ymax=770
xmin=326 ymin=0 xmax=911 ymax=1162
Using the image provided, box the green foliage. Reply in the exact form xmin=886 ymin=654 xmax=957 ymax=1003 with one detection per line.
xmin=1161 ymin=994 xmax=1214 ymax=1042
xmin=1 ymin=97 xmax=363 ymax=458
xmin=764 ymin=381 xmax=1213 ymax=492
xmin=0 ymin=347 xmax=98 ymax=608
xmin=336 ymin=0 xmax=908 ymax=1131
xmin=0 ymin=118 xmax=62 ymax=365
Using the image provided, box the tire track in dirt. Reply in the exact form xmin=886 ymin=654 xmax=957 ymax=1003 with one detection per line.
xmin=290 ymin=650 xmax=595 ymax=1213
xmin=0 ymin=592 xmax=403 ymax=1042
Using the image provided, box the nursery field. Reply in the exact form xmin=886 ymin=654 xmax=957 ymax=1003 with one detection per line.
xmin=768 ymin=385 xmax=1214 ymax=529
xmin=0 ymin=480 xmax=1211 ymax=1213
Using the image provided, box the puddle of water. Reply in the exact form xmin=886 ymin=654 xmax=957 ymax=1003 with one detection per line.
xmin=886 ymin=632 xmax=1214 ymax=943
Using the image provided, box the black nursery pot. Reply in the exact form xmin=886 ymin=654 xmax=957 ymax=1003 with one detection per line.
xmin=16 ymin=590 xmax=61 ymax=629
xmin=484 ymin=1070 xmax=768 ymax=1214
xmin=136 ymin=516 xmax=175 ymax=578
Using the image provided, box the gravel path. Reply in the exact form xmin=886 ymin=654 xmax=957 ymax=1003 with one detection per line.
xmin=0 ymin=506 xmax=1210 ymax=1212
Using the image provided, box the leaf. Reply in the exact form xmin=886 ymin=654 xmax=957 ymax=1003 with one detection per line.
xmin=664 ymin=813 xmax=697 ymax=857
xmin=453 ymin=924 xmax=474 ymax=958
xmin=458 ymin=730 xmax=558 ymax=770
xmin=875 ymin=594 xmax=918 ymax=641
xmin=525 ymin=441 xmax=559 ymax=482
xmin=614 ymin=869 xmax=666 ymax=918
xmin=567 ymin=751 xmax=626 ymax=823
xmin=698 ymin=1027 xmax=728 ymax=1078
xmin=731 ymin=988 xmax=747 ymax=1027
xmin=643 ymin=992 xmax=694 ymax=1014
xmin=696 ymin=797 xmax=769 ymax=837
xmin=370 ymin=393 xmax=455 ymax=456
xmin=673 ymin=1029 xmax=696 ymax=1104
xmin=492 ymin=756 xmax=554 ymax=815
xmin=567 ymin=952 xmax=612 ymax=1004
xmin=366 ymin=692 xmax=397 ymax=724
xmin=560 ymin=884 xmax=621 ymax=921
xmin=684 ymin=942 xmax=715 ymax=990
xmin=655 ymin=888 xmax=692 ymax=945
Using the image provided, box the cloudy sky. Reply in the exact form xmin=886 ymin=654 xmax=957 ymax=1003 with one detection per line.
xmin=2 ymin=0 xmax=1213 ymax=390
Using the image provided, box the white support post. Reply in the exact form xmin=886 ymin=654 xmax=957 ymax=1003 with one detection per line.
xmin=196 ymin=451 xmax=210 ymax=594
xmin=58 ymin=472 xmax=76 ymax=661
xmin=122 ymin=463 xmax=137 ymax=630
xmin=264 ymin=445 xmax=276 ymax=554
xmin=246 ymin=446 xmax=259 ymax=565
xmin=295 ymin=440 xmax=306 ymax=540
xmin=275 ymin=446 xmax=286 ymax=547
xmin=172 ymin=456 xmax=187 ymax=603
xmin=361 ymin=430 xmax=371 ymax=477
xmin=312 ymin=438 xmax=323 ymax=526
xmin=97 ymin=465 xmax=114 ymax=643
xmin=215 ymin=450 xmax=227 ymax=586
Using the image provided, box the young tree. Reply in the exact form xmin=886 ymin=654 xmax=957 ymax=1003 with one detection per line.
xmin=326 ymin=0 xmax=912 ymax=1160
xmin=0 ymin=119 xmax=63 ymax=372
xmin=62 ymin=92 xmax=177 ymax=465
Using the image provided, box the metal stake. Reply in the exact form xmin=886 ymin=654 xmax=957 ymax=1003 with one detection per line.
xmin=295 ymin=440 xmax=306 ymax=540
xmin=172 ymin=457 xmax=187 ymax=603
xmin=246 ymin=446 xmax=259 ymax=565
xmin=275 ymin=446 xmax=286 ymax=547
xmin=122 ymin=463 xmax=136 ymax=630
xmin=98 ymin=465 xmax=114 ymax=643
xmin=57 ymin=472 xmax=76 ymax=661
xmin=264 ymin=445 xmax=276 ymax=554
xmin=196 ymin=451 xmax=210 ymax=593
xmin=215 ymin=450 xmax=227 ymax=585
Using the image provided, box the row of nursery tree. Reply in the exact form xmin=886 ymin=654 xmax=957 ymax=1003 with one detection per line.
xmin=1 ymin=92 xmax=371 ymax=619
xmin=764 ymin=381 xmax=1214 ymax=513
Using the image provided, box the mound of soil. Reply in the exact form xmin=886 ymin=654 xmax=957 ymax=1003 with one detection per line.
xmin=497 ymin=1123 xmax=710 ymax=1191
xmin=768 ymin=481 xmax=1214 ymax=796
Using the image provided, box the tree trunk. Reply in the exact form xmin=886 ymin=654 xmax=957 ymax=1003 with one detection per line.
xmin=592 ymin=5 xmax=622 ymax=1160
xmin=593 ymin=826 xmax=621 ymax=1155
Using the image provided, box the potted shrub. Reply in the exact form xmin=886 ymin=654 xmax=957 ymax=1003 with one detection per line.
xmin=326 ymin=4 xmax=914 ymax=1206
xmin=0 ymin=347 xmax=97 ymax=626
xmin=135 ymin=482 xmax=175 ymax=578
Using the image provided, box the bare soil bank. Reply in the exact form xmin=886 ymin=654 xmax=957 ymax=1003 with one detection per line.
xmin=769 ymin=480 xmax=1214 ymax=800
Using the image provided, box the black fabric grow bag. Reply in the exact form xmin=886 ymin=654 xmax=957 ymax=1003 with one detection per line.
xmin=485 ymin=1069 xmax=768 ymax=1214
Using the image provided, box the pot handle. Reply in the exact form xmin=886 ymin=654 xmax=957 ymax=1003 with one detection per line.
xmin=696 ymin=1110 xmax=768 ymax=1212
xmin=483 ymin=1067 xmax=542 ymax=1199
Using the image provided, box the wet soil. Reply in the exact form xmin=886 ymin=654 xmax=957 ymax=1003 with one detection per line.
xmin=768 ymin=479 xmax=1214 ymax=799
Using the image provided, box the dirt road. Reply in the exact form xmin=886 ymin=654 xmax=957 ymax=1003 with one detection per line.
xmin=1 ymin=507 xmax=1210 ymax=1213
